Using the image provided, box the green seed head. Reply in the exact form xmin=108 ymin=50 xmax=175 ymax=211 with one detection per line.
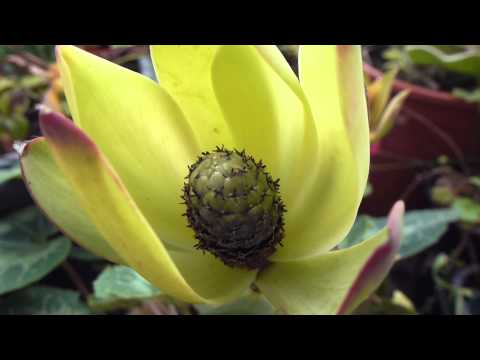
xmin=182 ymin=146 xmax=285 ymax=269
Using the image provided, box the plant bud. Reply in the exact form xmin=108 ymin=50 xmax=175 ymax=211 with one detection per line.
xmin=182 ymin=147 xmax=285 ymax=269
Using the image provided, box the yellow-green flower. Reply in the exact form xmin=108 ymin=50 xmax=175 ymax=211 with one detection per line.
xmin=20 ymin=45 xmax=404 ymax=314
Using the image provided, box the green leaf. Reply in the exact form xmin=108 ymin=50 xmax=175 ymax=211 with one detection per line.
xmin=407 ymin=45 xmax=480 ymax=77
xmin=337 ymin=215 xmax=379 ymax=249
xmin=195 ymin=292 xmax=276 ymax=315
xmin=375 ymin=208 xmax=460 ymax=259
xmin=19 ymin=75 xmax=48 ymax=90
xmin=452 ymin=89 xmax=480 ymax=104
xmin=354 ymin=291 xmax=416 ymax=315
xmin=432 ymin=45 xmax=468 ymax=54
xmin=453 ymin=197 xmax=480 ymax=223
xmin=0 ymin=163 xmax=21 ymax=184
xmin=0 ymin=236 xmax=72 ymax=295
xmin=0 ymin=286 xmax=92 ymax=315
xmin=8 ymin=115 xmax=30 ymax=140
xmin=340 ymin=208 xmax=460 ymax=259
xmin=0 ymin=206 xmax=58 ymax=243
xmin=0 ymin=78 xmax=14 ymax=93
xmin=372 ymin=89 xmax=410 ymax=141
xmin=88 ymin=265 xmax=163 ymax=311
xmin=20 ymin=45 xmax=56 ymax=63
xmin=370 ymin=67 xmax=399 ymax=126
xmin=431 ymin=185 xmax=456 ymax=206
xmin=0 ymin=207 xmax=72 ymax=295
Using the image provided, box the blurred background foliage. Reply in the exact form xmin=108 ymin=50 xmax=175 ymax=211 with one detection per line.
xmin=1 ymin=45 xmax=480 ymax=315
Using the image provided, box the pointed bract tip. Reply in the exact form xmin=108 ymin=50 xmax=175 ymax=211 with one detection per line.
xmin=39 ymin=108 xmax=70 ymax=128
xmin=38 ymin=109 xmax=77 ymax=142
xmin=55 ymin=45 xmax=81 ymax=65
xmin=13 ymin=141 xmax=28 ymax=156
xmin=55 ymin=45 xmax=68 ymax=62
xmin=38 ymin=109 xmax=97 ymax=156
xmin=387 ymin=200 xmax=405 ymax=249
xmin=336 ymin=200 xmax=405 ymax=315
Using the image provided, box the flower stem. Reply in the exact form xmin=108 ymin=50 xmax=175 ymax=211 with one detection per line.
xmin=61 ymin=261 xmax=90 ymax=299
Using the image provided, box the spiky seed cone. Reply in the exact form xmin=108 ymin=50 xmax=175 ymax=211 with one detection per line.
xmin=182 ymin=147 xmax=285 ymax=269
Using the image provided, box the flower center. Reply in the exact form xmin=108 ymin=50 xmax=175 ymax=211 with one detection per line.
xmin=182 ymin=146 xmax=285 ymax=269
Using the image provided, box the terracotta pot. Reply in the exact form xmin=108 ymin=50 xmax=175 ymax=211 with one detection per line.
xmin=361 ymin=63 xmax=480 ymax=216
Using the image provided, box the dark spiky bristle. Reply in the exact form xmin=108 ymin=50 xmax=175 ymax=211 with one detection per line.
xmin=182 ymin=146 xmax=285 ymax=270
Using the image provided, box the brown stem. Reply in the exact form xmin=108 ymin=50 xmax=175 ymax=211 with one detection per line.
xmin=466 ymin=238 xmax=479 ymax=266
xmin=450 ymin=231 xmax=470 ymax=262
xmin=403 ymin=108 xmax=469 ymax=174
xmin=61 ymin=261 xmax=90 ymax=299
xmin=399 ymin=167 xmax=450 ymax=202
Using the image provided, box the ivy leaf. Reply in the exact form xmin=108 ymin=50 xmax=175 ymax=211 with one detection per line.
xmin=0 ymin=206 xmax=58 ymax=243
xmin=375 ymin=208 xmax=460 ymax=259
xmin=338 ymin=215 xmax=379 ymax=249
xmin=0 ymin=286 xmax=91 ymax=315
xmin=0 ymin=207 xmax=71 ymax=295
xmin=407 ymin=45 xmax=480 ymax=77
xmin=340 ymin=208 xmax=460 ymax=259
xmin=0 ymin=164 xmax=21 ymax=184
xmin=88 ymin=265 xmax=163 ymax=311
xmin=195 ymin=292 xmax=276 ymax=315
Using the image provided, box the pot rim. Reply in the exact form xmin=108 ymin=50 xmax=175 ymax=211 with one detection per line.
xmin=363 ymin=62 xmax=477 ymax=110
